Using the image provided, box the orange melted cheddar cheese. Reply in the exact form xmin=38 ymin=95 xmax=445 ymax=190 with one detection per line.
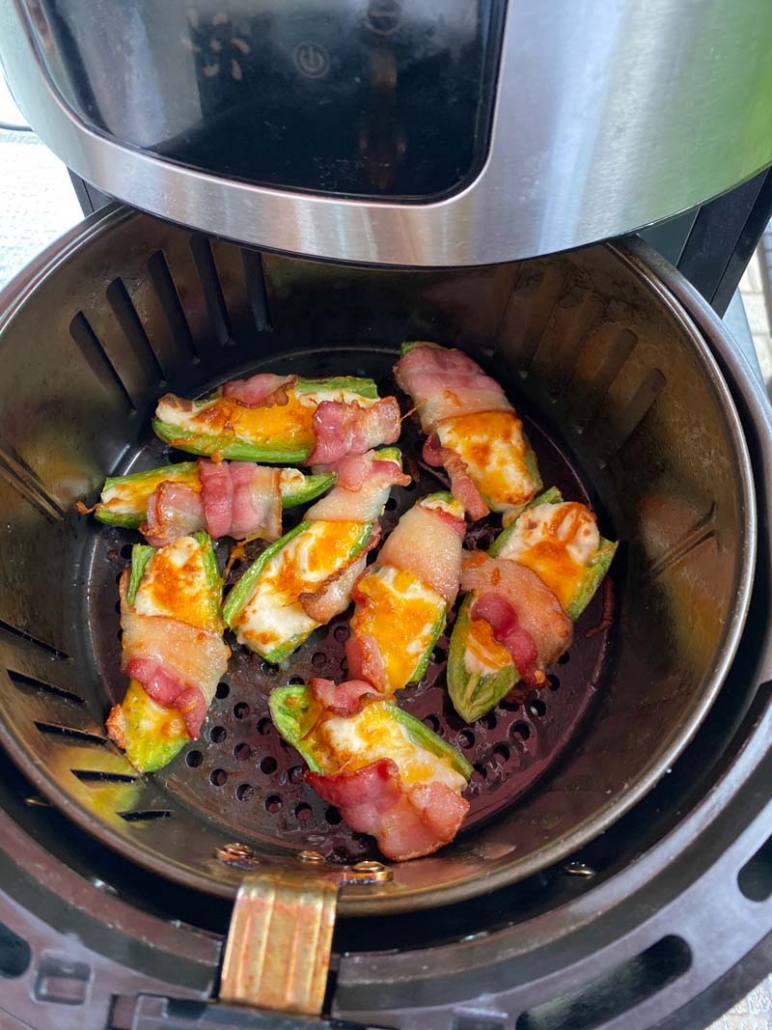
xmin=496 ymin=501 xmax=600 ymax=611
xmin=435 ymin=410 xmax=540 ymax=511
xmin=132 ymin=536 xmax=220 ymax=632
xmin=235 ymin=520 xmax=367 ymax=654
xmin=318 ymin=702 xmax=467 ymax=791
xmin=465 ymin=614 xmax=514 ymax=676
xmin=351 ymin=566 xmax=445 ymax=693
xmin=184 ymin=393 xmax=316 ymax=453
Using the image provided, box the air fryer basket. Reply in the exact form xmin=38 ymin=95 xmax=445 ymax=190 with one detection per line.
xmin=0 ymin=206 xmax=754 ymax=920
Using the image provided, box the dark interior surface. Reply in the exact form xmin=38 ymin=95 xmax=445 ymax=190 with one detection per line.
xmin=0 ymin=208 xmax=753 ymax=920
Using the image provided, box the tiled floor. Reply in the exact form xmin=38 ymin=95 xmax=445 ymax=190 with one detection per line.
xmin=2 ymin=131 xmax=772 ymax=1028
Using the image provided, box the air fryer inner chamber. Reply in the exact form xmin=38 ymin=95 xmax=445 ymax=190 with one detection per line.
xmin=0 ymin=207 xmax=754 ymax=917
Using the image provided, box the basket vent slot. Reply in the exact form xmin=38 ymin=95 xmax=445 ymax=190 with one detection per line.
xmin=0 ymin=618 xmax=69 ymax=659
xmin=106 ymin=277 xmax=167 ymax=384
xmin=515 ymin=935 xmax=691 ymax=1030
xmin=738 ymin=833 xmax=772 ymax=902
xmin=146 ymin=250 xmax=198 ymax=361
xmin=0 ymin=447 xmax=65 ymax=522
xmin=241 ymin=248 xmax=272 ymax=332
xmin=7 ymin=669 xmax=84 ymax=705
xmin=34 ymin=722 xmax=107 ymax=746
xmin=190 ymin=235 xmax=232 ymax=347
xmin=0 ymin=922 xmax=31 ymax=979
xmin=69 ymin=311 xmax=136 ymax=411
xmin=71 ymin=770 xmax=137 ymax=784
xmin=119 ymin=809 xmax=172 ymax=822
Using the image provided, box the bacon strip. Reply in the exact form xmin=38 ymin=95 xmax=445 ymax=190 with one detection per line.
xmin=221 ymin=373 xmax=296 ymax=407
xmin=305 ymin=451 xmax=410 ymax=523
xmin=309 ymin=677 xmax=380 ymax=717
xmin=299 ymin=553 xmax=369 ymax=624
xmin=306 ymin=758 xmax=469 ymax=862
xmin=197 ymin=459 xmax=282 ymax=542
xmin=142 ymin=482 xmax=205 ymax=547
xmin=378 ymin=501 xmax=465 ymax=606
xmin=461 ymin=553 xmax=573 ymax=685
xmin=308 ymin=397 xmax=401 ymax=465
xmin=394 ymin=346 xmax=510 ymax=434
xmin=121 ymin=614 xmax=230 ymax=737
xmin=423 ymin=433 xmax=489 ymax=521
xmin=345 ymin=632 xmax=388 ymax=693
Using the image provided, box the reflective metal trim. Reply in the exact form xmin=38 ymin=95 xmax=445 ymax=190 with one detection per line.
xmin=3 ymin=0 xmax=772 ymax=265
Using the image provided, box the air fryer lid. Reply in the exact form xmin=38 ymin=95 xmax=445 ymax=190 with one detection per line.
xmin=0 ymin=208 xmax=755 ymax=921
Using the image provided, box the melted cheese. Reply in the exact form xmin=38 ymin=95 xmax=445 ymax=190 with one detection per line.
xmin=464 ymin=611 xmax=513 ymax=676
xmin=436 ymin=411 xmax=539 ymax=511
xmin=497 ymin=502 xmax=599 ymax=611
xmin=102 ymin=465 xmax=199 ymax=516
xmin=236 ymin=520 xmax=366 ymax=653
xmin=158 ymin=387 xmax=378 ymax=454
xmin=321 ymin=703 xmax=467 ymax=792
xmin=133 ymin=536 xmax=219 ymax=631
xmin=351 ymin=566 xmax=445 ymax=692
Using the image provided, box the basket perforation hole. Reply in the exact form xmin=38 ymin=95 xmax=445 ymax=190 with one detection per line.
xmin=511 ymin=722 xmax=531 ymax=741
xmin=233 ymin=702 xmax=250 ymax=720
xmin=472 ymin=764 xmax=487 ymax=783
xmin=210 ymin=768 xmax=227 ymax=786
xmin=294 ymin=802 xmax=313 ymax=822
xmin=481 ymin=712 xmax=497 ymax=730
xmin=558 ymin=651 xmax=571 ymax=665
xmin=493 ymin=744 xmax=510 ymax=764
xmin=260 ymin=756 xmax=277 ymax=775
xmin=289 ymin=765 xmax=304 ymax=784
xmin=234 ymin=743 xmax=251 ymax=761
xmin=209 ymin=726 xmax=227 ymax=743
xmin=256 ymin=718 xmax=272 ymax=736
xmin=312 ymin=652 xmax=327 ymax=669
xmin=216 ymin=682 xmax=230 ymax=699
xmin=325 ymin=807 xmax=342 ymax=825
xmin=528 ymin=699 xmax=547 ymax=718
xmin=385 ymin=497 xmax=397 ymax=511
xmin=120 ymin=544 xmax=133 ymax=560
xmin=236 ymin=783 xmax=254 ymax=802
xmin=288 ymin=676 xmax=305 ymax=685
xmin=265 ymin=795 xmax=282 ymax=814
xmin=333 ymin=625 xmax=350 ymax=642
xmin=423 ymin=714 xmax=441 ymax=733
xmin=547 ymin=674 xmax=561 ymax=691
xmin=185 ymin=750 xmax=203 ymax=768
xmin=499 ymin=698 xmax=520 ymax=712
xmin=457 ymin=730 xmax=475 ymax=749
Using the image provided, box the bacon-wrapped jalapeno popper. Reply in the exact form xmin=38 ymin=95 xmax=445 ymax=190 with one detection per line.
xmin=346 ymin=492 xmax=465 ymax=694
xmin=106 ymin=532 xmax=230 ymax=772
xmin=269 ymin=678 xmax=472 ymax=861
xmin=223 ymin=449 xmax=409 ymax=663
xmin=153 ymin=373 xmax=401 ymax=465
xmin=394 ymin=341 xmax=541 ymax=519
xmin=448 ymin=489 xmax=617 ymax=723
xmin=83 ymin=460 xmax=335 ymax=545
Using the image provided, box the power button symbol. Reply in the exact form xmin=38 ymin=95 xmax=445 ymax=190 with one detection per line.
xmin=293 ymin=41 xmax=330 ymax=79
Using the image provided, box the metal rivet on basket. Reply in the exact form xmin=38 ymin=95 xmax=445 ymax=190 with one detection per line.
xmin=561 ymin=860 xmax=596 ymax=878
xmin=298 ymin=850 xmax=326 ymax=863
xmin=344 ymin=860 xmax=393 ymax=885
xmin=215 ymin=842 xmax=259 ymax=866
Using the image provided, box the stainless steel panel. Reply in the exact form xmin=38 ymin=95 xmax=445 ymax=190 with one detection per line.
xmin=2 ymin=0 xmax=772 ymax=265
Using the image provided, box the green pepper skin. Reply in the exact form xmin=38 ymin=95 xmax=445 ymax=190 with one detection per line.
xmin=222 ymin=520 xmax=375 ymax=660
xmin=447 ymin=489 xmax=617 ymax=723
xmin=268 ymin=684 xmax=472 ymax=781
xmin=152 ymin=376 xmax=381 ymax=463
xmin=92 ymin=462 xmax=335 ymax=528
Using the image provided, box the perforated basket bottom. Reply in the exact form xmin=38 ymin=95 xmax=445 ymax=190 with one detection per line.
xmin=85 ymin=349 xmax=614 ymax=865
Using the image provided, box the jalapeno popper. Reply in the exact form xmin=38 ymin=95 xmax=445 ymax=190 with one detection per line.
xmin=106 ymin=532 xmax=230 ymax=772
xmin=269 ymin=678 xmax=472 ymax=861
xmin=223 ymin=449 xmax=410 ymax=663
xmin=81 ymin=459 xmax=335 ymax=546
xmin=393 ymin=342 xmax=541 ymax=519
xmin=346 ymin=493 xmax=465 ymax=694
xmin=153 ymin=373 xmax=401 ymax=465
xmin=448 ymin=489 xmax=617 ymax=723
